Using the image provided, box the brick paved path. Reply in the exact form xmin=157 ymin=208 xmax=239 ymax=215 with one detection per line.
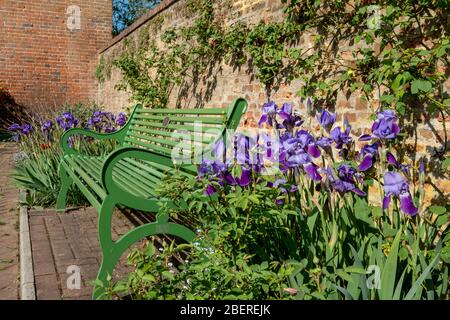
xmin=29 ymin=207 xmax=148 ymax=300
xmin=0 ymin=142 xmax=158 ymax=300
xmin=0 ymin=143 xmax=20 ymax=300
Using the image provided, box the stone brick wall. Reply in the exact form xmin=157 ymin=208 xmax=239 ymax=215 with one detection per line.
xmin=0 ymin=0 xmax=112 ymax=109
xmin=96 ymin=0 xmax=449 ymax=202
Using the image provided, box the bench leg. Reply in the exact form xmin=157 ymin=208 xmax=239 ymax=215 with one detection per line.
xmin=92 ymin=197 xmax=196 ymax=300
xmin=56 ymin=165 xmax=73 ymax=212
xmin=92 ymin=196 xmax=116 ymax=300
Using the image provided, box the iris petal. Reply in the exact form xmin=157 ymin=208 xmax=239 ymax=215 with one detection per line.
xmin=204 ymin=185 xmax=216 ymax=196
xmin=352 ymin=188 xmax=367 ymax=196
xmin=359 ymin=134 xmax=373 ymax=141
xmin=399 ymin=192 xmax=418 ymax=216
xmin=358 ymin=154 xmax=373 ymax=171
xmin=304 ymin=163 xmax=322 ymax=181
xmin=383 ymin=196 xmax=390 ymax=210
xmin=258 ymin=114 xmax=268 ymax=127
xmin=386 ymin=152 xmax=398 ymax=167
xmin=307 ymin=144 xmax=321 ymax=158
xmin=236 ymin=169 xmax=251 ymax=187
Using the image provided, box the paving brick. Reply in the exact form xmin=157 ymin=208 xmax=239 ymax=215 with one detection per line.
xmin=37 ymin=290 xmax=62 ymax=300
xmin=29 ymin=203 xmax=140 ymax=300
xmin=35 ymin=274 xmax=60 ymax=292
xmin=32 ymin=250 xmax=54 ymax=264
xmin=33 ymin=261 xmax=57 ymax=277
xmin=0 ymin=143 xmax=19 ymax=300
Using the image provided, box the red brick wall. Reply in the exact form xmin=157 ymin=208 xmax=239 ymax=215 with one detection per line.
xmin=0 ymin=0 xmax=112 ymax=109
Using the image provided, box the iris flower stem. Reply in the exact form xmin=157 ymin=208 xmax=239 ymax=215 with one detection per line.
xmin=379 ymin=144 xmax=394 ymax=226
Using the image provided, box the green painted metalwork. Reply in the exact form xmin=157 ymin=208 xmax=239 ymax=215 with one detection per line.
xmin=56 ymin=98 xmax=247 ymax=299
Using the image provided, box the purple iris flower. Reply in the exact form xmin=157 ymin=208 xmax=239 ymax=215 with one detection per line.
xmin=278 ymin=103 xmax=292 ymax=119
xmin=20 ymin=124 xmax=33 ymax=135
xmin=8 ymin=123 xmax=20 ymax=132
xmin=316 ymin=109 xmax=336 ymax=131
xmin=204 ymin=185 xmax=216 ymax=196
xmin=224 ymin=168 xmax=252 ymax=187
xmin=7 ymin=123 xmax=21 ymax=142
xmin=419 ymin=158 xmax=425 ymax=175
xmin=316 ymin=137 xmax=333 ymax=148
xmin=326 ymin=164 xmax=366 ymax=196
xmin=40 ymin=120 xmax=54 ymax=141
xmin=296 ymin=130 xmax=321 ymax=158
xmin=87 ymin=111 xmax=117 ymax=133
xmin=42 ymin=120 xmax=53 ymax=132
xmin=117 ymin=112 xmax=128 ymax=127
xmin=283 ymin=130 xmax=321 ymax=159
xmin=277 ymin=103 xmax=304 ymax=132
xmin=419 ymin=158 xmax=425 ymax=183
xmin=372 ymin=110 xmax=400 ymax=140
xmin=284 ymin=151 xmax=321 ymax=181
xmin=56 ymin=112 xmax=79 ymax=131
xmin=358 ymin=134 xmax=374 ymax=141
xmin=234 ymin=134 xmax=257 ymax=165
xmin=286 ymin=151 xmax=311 ymax=167
xmin=255 ymin=134 xmax=281 ymax=169
xmin=268 ymin=179 xmax=298 ymax=193
xmin=330 ymin=120 xmax=352 ymax=149
xmin=212 ymin=139 xmax=225 ymax=160
xmin=198 ymin=159 xmax=226 ymax=178
xmin=304 ymin=162 xmax=322 ymax=181
xmin=383 ymin=172 xmax=418 ymax=216
xmin=258 ymin=101 xmax=278 ymax=127
xmin=384 ymin=153 xmax=410 ymax=176
xmin=358 ymin=142 xmax=379 ymax=171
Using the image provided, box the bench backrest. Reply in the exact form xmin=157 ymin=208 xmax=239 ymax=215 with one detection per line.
xmin=120 ymin=98 xmax=247 ymax=164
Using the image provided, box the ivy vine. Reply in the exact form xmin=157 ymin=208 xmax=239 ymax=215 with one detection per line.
xmin=96 ymin=0 xmax=449 ymax=157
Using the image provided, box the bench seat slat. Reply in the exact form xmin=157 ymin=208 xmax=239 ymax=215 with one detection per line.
xmin=64 ymin=157 xmax=107 ymax=200
xmin=127 ymin=131 xmax=192 ymax=149
xmin=131 ymin=120 xmax=225 ymax=133
xmin=114 ymin=161 xmax=161 ymax=188
xmin=134 ymin=114 xmax=225 ymax=125
xmin=128 ymin=127 xmax=216 ymax=144
xmin=78 ymin=156 xmax=159 ymax=198
xmin=124 ymin=137 xmax=175 ymax=155
xmin=137 ymin=108 xmax=227 ymax=115
xmin=112 ymin=169 xmax=153 ymax=198
xmin=61 ymin=161 xmax=102 ymax=211
xmin=123 ymin=158 xmax=167 ymax=178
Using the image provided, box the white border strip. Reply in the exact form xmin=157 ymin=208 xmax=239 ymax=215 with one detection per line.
xmin=19 ymin=190 xmax=36 ymax=300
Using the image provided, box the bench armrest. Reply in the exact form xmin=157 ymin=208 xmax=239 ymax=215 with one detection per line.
xmin=60 ymin=104 xmax=142 ymax=155
xmin=101 ymin=147 xmax=178 ymax=210
xmin=60 ymin=128 xmax=124 ymax=155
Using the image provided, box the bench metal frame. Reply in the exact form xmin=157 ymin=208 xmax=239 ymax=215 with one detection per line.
xmin=56 ymin=98 xmax=247 ymax=299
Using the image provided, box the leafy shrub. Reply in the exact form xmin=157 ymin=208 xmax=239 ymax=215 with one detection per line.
xmin=105 ymin=102 xmax=448 ymax=300
xmin=8 ymin=103 xmax=128 ymax=208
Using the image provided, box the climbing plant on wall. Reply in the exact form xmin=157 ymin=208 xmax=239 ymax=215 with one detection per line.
xmin=97 ymin=0 xmax=449 ymax=155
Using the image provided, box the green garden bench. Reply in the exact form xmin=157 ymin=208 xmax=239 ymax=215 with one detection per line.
xmin=56 ymin=98 xmax=248 ymax=299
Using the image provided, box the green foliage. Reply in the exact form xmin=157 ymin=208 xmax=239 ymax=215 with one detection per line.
xmin=105 ymin=238 xmax=294 ymax=300
xmin=11 ymin=103 xmax=119 ymax=207
xmin=90 ymin=0 xmax=450 ymax=299
xmin=105 ymin=170 xmax=449 ymax=300
xmin=95 ymin=56 xmax=107 ymax=83
xmin=99 ymin=0 xmax=448 ymax=154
